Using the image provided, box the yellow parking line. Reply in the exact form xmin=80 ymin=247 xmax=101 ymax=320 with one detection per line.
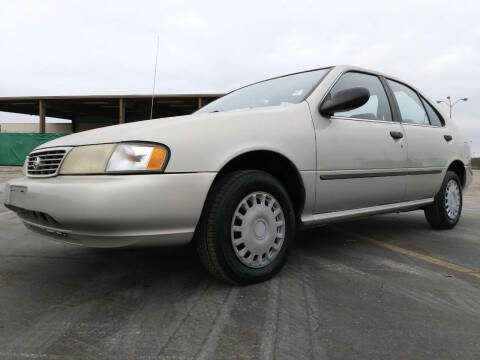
xmin=334 ymin=229 xmax=480 ymax=279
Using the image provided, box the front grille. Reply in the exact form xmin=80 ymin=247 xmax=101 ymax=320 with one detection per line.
xmin=27 ymin=148 xmax=68 ymax=177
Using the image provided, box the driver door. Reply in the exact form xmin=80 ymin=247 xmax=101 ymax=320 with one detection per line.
xmin=314 ymin=72 xmax=408 ymax=213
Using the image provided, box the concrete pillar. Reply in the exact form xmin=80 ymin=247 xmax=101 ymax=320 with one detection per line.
xmin=198 ymin=97 xmax=203 ymax=109
xmin=39 ymin=100 xmax=46 ymax=133
xmin=119 ymin=98 xmax=126 ymax=124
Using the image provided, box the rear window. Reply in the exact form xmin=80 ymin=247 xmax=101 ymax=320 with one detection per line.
xmin=387 ymin=79 xmax=429 ymax=125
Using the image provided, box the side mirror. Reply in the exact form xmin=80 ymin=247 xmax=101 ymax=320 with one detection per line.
xmin=319 ymin=87 xmax=370 ymax=117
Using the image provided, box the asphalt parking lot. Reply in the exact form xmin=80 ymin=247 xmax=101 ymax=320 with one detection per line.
xmin=0 ymin=167 xmax=479 ymax=360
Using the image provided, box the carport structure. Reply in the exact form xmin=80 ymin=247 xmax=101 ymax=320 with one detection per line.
xmin=0 ymin=94 xmax=222 ymax=133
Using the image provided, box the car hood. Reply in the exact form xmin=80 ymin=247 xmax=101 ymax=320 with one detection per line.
xmin=37 ymin=112 xmax=215 ymax=149
xmin=34 ymin=102 xmax=316 ymax=173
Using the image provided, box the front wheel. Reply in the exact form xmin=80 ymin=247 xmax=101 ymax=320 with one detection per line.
xmin=196 ymin=170 xmax=296 ymax=285
xmin=424 ymin=170 xmax=462 ymax=230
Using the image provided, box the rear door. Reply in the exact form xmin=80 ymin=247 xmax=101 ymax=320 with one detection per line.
xmin=386 ymin=79 xmax=449 ymax=201
xmin=314 ymin=72 xmax=408 ymax=213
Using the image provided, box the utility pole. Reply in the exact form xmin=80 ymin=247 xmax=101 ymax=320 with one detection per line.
xmin=436 ymin=96 xmax=468 ymax=119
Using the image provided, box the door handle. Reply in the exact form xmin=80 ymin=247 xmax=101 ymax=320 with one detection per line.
xmin=390 ymin=131 xmax=404 ymax=139
xmin=444 ymin=134 xmax=453 ymax=142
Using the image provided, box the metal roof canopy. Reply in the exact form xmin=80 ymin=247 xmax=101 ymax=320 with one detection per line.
xmin=0 ymin=94 xmax=223 ymax=132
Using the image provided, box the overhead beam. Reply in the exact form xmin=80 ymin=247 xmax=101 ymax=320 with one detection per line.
xmin=39 ymin=100 xmax=46 ymax=133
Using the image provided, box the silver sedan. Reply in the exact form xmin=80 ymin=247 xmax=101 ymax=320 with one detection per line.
xmin=3 ymin=65 xmax=473 ymax=284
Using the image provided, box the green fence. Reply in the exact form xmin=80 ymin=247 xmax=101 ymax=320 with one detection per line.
xmin=0 ymin=133 xmax=69 ymax=166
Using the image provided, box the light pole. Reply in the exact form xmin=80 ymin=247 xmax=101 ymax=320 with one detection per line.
xmin=436 ymin=96 xmax=468 ymax=119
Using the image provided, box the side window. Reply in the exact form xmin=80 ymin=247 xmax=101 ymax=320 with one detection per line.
xmin=329 ymin=72 xmax=392 ymax=121
xmin=421 ymin=97 xmax=444 ymax=127
xmin=387 ymin=80 xmax=429 ymax=125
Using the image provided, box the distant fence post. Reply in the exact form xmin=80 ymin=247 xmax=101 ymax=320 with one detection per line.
xmin=472 ymin=158 xmax=480 ymax=169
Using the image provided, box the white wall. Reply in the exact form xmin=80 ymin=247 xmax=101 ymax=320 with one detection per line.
xmin=0 ymin=123 xmax=72 ymax=133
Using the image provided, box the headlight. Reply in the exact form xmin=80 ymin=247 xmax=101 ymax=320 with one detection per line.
xmin=60 ymin=144 xmax=117 ymax=174
xmin=106 ymin=143 xmax=168 ymax=172
xmin=59 ymin=143 xmax=169 ymax=175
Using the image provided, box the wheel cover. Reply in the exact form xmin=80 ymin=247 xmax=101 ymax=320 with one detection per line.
xmin=231 ymin=192 xmax=286 ymax=269
xmin=445 ymin=179 xmax=461 ymax=220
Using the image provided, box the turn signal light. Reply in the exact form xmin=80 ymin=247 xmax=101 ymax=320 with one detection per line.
xmin=147 ymin=147 xmax=167 ymax=170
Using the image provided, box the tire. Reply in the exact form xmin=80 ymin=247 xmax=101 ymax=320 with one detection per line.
xmin=424 ymin=170 xmax=462 ymax=230
xmin=195 ymin=170 xmax=296 ymax=285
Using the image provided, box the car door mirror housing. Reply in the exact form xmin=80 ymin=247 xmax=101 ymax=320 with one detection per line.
xmin=319 ymin=87 xmax=370 ymax=117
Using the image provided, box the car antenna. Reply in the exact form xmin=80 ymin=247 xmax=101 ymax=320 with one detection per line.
xmin=150 ymin=35 xmax=160 ymax=120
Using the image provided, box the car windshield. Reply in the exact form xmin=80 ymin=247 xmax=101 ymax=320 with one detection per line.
xmin=197 ymin=68 xmax=330 ymax=113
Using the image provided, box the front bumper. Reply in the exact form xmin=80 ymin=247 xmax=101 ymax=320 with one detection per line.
xmin=3 ymin=173 xmax=216 ymax=247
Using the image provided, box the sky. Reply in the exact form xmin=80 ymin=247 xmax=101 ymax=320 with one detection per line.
xmin=1 ymin=0 xmax=479 ymax=155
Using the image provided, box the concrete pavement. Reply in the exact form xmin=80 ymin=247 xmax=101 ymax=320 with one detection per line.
xmin=0 ymin=168 xmax=479 ymax=359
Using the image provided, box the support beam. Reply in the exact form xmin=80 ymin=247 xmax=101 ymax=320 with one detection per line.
xmin=39 ymin=100 xmax=46 ymax=133
xmin=198 ymin=97 xmax=203 ymax=109
xmin=119 ymin=98 xmax=126 ymax=124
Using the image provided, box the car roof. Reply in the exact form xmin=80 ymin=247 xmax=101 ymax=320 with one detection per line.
xmin=215 ymin=65 xmax=447 ymax=121
xmin=331 ymin=65 xmax=417 ymax=89
xmin=243 ymin=65 xmax=420 ymax=95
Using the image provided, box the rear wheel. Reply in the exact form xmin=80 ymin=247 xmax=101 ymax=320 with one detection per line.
xmin=196 ymin=170 xmax=295 ymax=285
xmin=424 ymin=170 xmax=462 ymax=230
